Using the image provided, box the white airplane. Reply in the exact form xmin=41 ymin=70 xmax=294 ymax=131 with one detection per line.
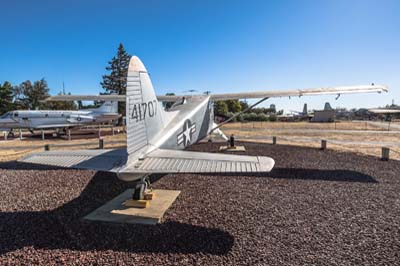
xmin=0 ymin=101 xmax=120 ymax=137
xmin=368 ymin=108 xmax=400 ymax=114
xmin=19 ymin=56 xmax=388 ymax=197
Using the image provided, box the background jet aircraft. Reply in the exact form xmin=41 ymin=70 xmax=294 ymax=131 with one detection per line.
xmin=0 ymin=100 xmax=120 ymax=137
xmin=20 ymin=56 xmax=388 ymax=185
xmin=368 ymin=108 xmax=400 ymax=114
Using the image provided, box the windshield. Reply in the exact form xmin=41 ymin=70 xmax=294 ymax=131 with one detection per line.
xmin=0 ymin=112 xmax=12 ymax=119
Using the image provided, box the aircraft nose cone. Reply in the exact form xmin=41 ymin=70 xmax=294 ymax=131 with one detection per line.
xmin=129 ymin=56 xmax=147 ymax=72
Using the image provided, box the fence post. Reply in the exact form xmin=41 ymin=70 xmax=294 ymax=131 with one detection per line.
xmin=44 ymin=144 xmax=50 ymax=151
xmin=3 ymin=131 xmax=7 ymax=141
xmin=272 ymin=136 xmax=277 ymax=145
xmin=321 ymin=140 xmax=327 ymax=150
xmin=19 ymin=129 xmax=22 ymax=140
xmin=99 ymin=138 xmax=104 ymax=149
xmin=381 ymin=147 xmax=390 ymax=161
xmin=41 ymin=130 xmax=45 ymax=140
xmin=67 ymin=129 xmax=71 ymax=141
xmin=229 ymin=134 xmax=235 ymax=148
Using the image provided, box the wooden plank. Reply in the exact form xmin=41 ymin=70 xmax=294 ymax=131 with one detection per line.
xmin=84 ymin=189 xmax=180 ymax=225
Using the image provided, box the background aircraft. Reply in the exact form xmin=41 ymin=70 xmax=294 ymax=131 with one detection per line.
xmin=0 ymin=100 xmax=120 ymax=137
xmin=20 ymin=56 xmax=388 ymax=198
xmin=368 ymin=108 xmax=400 ymax=114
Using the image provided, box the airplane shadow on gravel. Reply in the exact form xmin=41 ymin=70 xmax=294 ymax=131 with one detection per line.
xmin=0 ymin=161 xmax=376 ymax=255
xmin=200 ymin=168 xmax=378 ymax=183
xmin=268 ymin=168 xmax=378 ymax=183
xmin=0 ymin=168 xmax=234 ymax=256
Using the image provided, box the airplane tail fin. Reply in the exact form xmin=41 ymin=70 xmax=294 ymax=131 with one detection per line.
xmin=96 ymin=99 xmax=118 ymax=113
xmin=303 ymin=103 xmax=307 ymax=114
xmin=126 ymin=56 xmax=166 ymax=155
xmin=324 ymin=102 xmax=333 ymax=111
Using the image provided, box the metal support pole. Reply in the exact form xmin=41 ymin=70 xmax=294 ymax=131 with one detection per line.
xmin=3 ymin=132 xmax=7 ymax=141
xmin=41 ymin=130 xmax=45 ymax=141
xmin=229 ymin=134 xmax=235 ymax=148
xmin=272 ymin=136 xmax=277 ymax=145
xmin=210 ymin=97 xmax=270 ymax=134
xmin=68 ymin=129 xmax=71 ymax=141
xmin=321 ymin=140 xmax=327 ymax=150
xmin=112 ymin=127 xmax=115 ymax=136
xmin=99 ymin=138 xmax=104 ymax=149
xmin=381 ymin=147 xmax=390 ymax=161
xmin=19 ymin=129 xmax=22 ymax=140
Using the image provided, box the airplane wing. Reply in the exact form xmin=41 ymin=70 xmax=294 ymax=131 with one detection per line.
xmin=368 ymin=108 xmax=400 ymax=114
xmin=18 ymin=149 xmax=128 ymax=172
xmin=208 ymin=84 xmax=388 ymax=101
xmin=121 ymin=149 xmax=275 ymax=174
xmin=45 ymin=95 xmax=125 ymax=101
xmin=33 ymin=124 xmax=80 ymax=129
xmin=45 ymin=84 xmax=388 ymax=102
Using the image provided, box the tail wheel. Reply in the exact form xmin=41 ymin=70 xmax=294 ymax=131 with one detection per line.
xmin=132 ymin=175 xmax=151 ymax=200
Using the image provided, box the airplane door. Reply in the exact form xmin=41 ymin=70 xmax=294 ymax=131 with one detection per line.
xmin=21 ymin=116 xmax=30 ymax=128
xmin=14 ymin=112 xmax=28 ymax=128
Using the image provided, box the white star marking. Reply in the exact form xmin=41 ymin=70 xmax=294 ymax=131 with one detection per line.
xmin=183 ymin=123 xmax=192 ymax=146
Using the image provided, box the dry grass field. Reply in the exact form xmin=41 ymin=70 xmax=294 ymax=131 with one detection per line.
xmin=0 ymin=128 xmax=126 ymax=162
xmin=1 ymin=121 xmax=399 ymax=161
xmin=221 ymin=121 xmax=400 ymax=160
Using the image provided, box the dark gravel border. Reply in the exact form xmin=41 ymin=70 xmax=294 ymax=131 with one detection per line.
xmin=0 ymin=142 xmax=399 ymax=265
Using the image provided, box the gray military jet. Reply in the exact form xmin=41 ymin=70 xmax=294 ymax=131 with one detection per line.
xmin=20 ymin=56 xmax=388 ymax=185
xmin=0 ymin=100 xmax=120 ymax=137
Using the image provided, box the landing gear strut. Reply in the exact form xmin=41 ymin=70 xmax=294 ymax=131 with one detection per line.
xmin=132 ymin=175 xmax=152 ymax=200
xmin=7 ymin=130 xmax=15 ymax=138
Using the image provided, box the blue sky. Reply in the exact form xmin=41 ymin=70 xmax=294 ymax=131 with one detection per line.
xmin=1 ymin=0 xmax=399 ymax=111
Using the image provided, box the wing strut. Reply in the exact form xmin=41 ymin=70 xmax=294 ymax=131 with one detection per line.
xmin=210 ymin=97 xmax=269 ymax=134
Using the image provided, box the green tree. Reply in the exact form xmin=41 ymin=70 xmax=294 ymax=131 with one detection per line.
xmin=214 ymin=101 xmax=229 ymax=116
xmin=240 ymin=101 xmax=249 ymax=111
xmin=24 ymin=79 xmax=50 ymax=110
xmin=0 ymin=81 xmax=14 ymax=115
xmin=101 ymin=43 xmax=131 ymax=116
xmin=21 ymin=79 xmax=50 ymax=110
xmin=226 ymin=100 xmax=242 ymax=113
xmin=46 ymin=92 xmax=77 ymax=110
xmin=13 ymin=80 xmax=32 ymax=109
xmin=163 ymin=92 xmax=175 ymax=109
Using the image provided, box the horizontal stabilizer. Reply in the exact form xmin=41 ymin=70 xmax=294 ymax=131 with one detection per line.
xmin=121 ymin=149 xmax=275 ymax=174
xmin=19 ymin=149 xmax=127 ymax=172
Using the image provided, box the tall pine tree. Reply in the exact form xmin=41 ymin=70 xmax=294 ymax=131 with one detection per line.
xmin=0 ymin=81 xmax=14 ymax=115
xmin=101 ymin=43 xmax=131 ymax=116
xmin=16 ymin=79 xmax=50 ymax=110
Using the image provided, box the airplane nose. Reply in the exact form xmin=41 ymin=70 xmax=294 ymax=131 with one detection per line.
xmin=129 ymin=56 xmax=147 ymax=72
xmin=0 ymin=118 xmax=18 ymax=127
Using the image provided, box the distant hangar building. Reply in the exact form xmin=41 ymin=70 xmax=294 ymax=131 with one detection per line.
xmin=312 ymin=102 xmax=335 ymax=122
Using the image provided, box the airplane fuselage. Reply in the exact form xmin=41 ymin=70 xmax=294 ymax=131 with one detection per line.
xmin=156 ymin=96 xmax=213 ymax=150
xmin=0 ymin=109 xmax=120 ymax=130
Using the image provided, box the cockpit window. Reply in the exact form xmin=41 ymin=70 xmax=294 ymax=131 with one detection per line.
xmin=0 ymin=112 xmax=12 ymax=119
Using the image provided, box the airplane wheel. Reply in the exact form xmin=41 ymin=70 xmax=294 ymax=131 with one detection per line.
xmin=132 ymin=176 xmax=151 ymax=200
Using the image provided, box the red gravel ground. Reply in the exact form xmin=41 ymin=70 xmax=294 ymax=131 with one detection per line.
xmin=0 ymin=142 xmax=399 ymax=265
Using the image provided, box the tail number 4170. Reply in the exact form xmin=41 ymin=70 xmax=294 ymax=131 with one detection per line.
xmin=130 ymin=100 xmax=157 ymax=122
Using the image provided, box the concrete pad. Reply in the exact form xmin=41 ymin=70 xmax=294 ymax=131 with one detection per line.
xmin=219 ymin=145 xmax=246 ymax=152
xmin=84 ymin=189 xmax=180 ymax=225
